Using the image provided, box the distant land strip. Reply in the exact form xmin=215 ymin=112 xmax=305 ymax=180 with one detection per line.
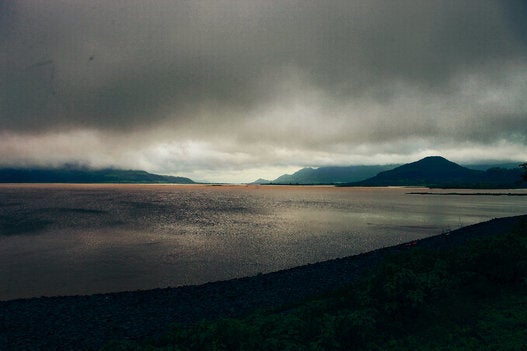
xmin=408 ymin=192 xmax=527 ymax=196
xmin=0 ymin=167 xmax=195 ymax=184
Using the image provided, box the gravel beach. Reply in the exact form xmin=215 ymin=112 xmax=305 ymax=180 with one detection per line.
xmin=1 ymin=215 xmax=525 ymax=350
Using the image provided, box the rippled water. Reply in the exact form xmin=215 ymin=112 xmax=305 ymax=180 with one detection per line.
xmin=1 ymin=184 xmax=526 ymax=300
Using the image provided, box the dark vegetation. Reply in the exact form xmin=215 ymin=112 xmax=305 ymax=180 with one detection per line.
xmin=0 ymin=167 xmax=195 ymax=184
xmin=521 ymin=162 xmax=527 ymax=181
xmin=342 ymin=156 xmax=526 ymax=188
xmin=103 ymin=220 xmax=527 ymax=350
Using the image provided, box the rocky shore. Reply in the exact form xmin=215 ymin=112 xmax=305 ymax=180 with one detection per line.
xmin=1 ymin=215 xmax=525 ymax=350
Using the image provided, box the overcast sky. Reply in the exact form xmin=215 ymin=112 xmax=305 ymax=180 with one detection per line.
xmin=1 ymin=0 xmax=526 ymax=182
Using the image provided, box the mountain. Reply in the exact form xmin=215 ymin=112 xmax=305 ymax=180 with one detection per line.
xmin=250 ymin=178 xmax=272 ymax=185
xmin=263 ymin=165 xmax=399 ymax=185
xmin=463 ymin=162 xmax=524 ymax=171
xmin=0 ymin=167 xmax=195 ymax=184
xmin=345 ymin=156 xmax=526 ymax=188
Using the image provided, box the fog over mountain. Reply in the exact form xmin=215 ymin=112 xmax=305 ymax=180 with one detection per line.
xmin=1 ymin=1 xmax=526 ymax=182
xmin=0 ymin=167 xmax=194 ymax=184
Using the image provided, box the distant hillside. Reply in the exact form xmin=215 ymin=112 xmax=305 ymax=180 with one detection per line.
xmin=345 ymin=156 xmax=526 ymax=188
xmin=462 ymin=162 xmax=524 ymax=171
xmin=0 ymin=167 xmax=195 ymax=184
xmin=259 ymin=165 xmax=399 ymax=185
xmin=250 ymin=178 xmax=272 ymax=185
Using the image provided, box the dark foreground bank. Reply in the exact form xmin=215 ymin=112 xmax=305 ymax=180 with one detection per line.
xmin=1 ymin=215 xmax=526 ymax=350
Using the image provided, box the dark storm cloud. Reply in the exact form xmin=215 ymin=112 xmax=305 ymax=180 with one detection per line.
xmin=1 ymin=0 xmax=526 ymax=181
xmin=1 ymin=1 xmax=525 ymax=129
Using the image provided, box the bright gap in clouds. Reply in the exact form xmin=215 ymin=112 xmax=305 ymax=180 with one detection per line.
xmin=1 ymin=129 xmax=525 ymax=183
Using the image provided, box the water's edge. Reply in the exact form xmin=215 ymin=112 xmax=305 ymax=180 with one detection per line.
xmin=1 ymin=214 xmax=525 ymax=350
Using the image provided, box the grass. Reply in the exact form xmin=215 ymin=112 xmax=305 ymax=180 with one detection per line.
xmin=102 ymin=220 xmax=527 ymax=350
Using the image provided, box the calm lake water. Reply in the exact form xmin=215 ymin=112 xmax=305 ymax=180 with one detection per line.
xmin=1 ymin=184 xmax=526 ymax=300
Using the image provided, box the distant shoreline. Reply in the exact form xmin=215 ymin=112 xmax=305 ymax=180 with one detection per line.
xmin=408 ymin=192 xmax=527 ymax=196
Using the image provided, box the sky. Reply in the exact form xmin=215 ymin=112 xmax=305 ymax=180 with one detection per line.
xmin=1 ymin=0 xmax=526 ymax=183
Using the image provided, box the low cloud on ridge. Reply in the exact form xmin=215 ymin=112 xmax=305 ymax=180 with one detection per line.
xmin=1 ymin=0 xmax=526 ymax=182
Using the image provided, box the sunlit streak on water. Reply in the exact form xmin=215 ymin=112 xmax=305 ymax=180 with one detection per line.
xmin=0 ymin=184 xmax=526 ymax=300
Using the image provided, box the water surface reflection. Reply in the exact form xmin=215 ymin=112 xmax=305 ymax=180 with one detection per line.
xmin=1 ymin=184 xmax=526 ymax=300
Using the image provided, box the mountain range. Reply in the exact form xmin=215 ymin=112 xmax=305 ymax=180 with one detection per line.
xmin=1 ymin=157 xmax=524 ymax=187
xmin=0 ymin=167 xmax=195 ymax=184
xmin=254 ymin=156 xmax=526 ymax=188
xmin=344 ymin=156 xmax=525 ymax=188
xmin=252 ymin=165 xmax=399 ymax=185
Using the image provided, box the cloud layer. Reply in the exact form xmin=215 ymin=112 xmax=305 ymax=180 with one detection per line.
xmin=1 ymin=0 xmax=526 ymax=182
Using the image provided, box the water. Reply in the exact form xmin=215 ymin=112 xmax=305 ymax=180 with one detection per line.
xmin=1 ymin=184 xmax=526 ymax=300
